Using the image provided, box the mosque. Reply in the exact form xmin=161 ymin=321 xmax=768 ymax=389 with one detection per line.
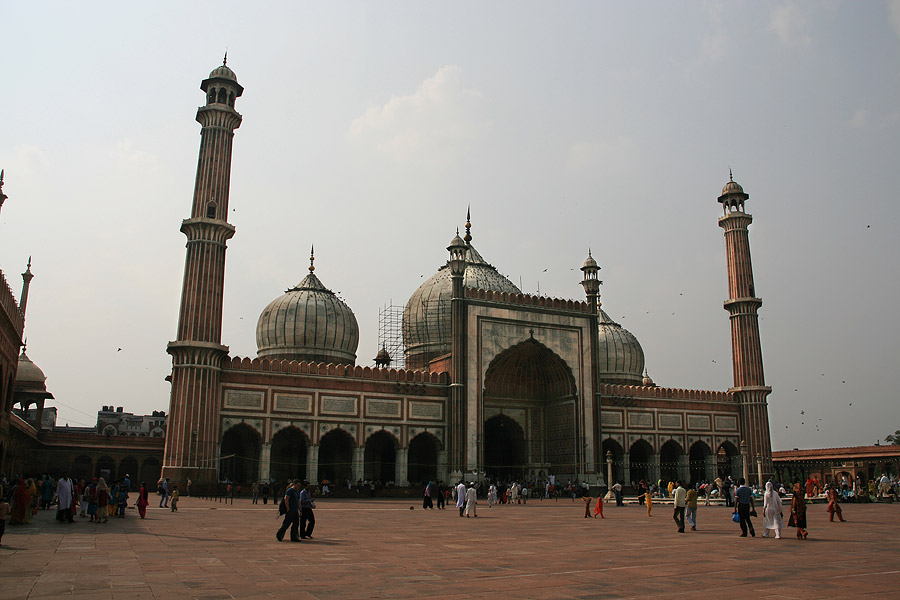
xmin=161 ymin=60 xmax=773 ymax=492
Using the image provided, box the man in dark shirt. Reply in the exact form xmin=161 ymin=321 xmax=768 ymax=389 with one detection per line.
xmin=276 ymin=480 xmax=301 ymax=542
xmin=734 ymin=478 xmax=756 ymax=537
xmin=299 ymin=480 xmax=316 ymax=539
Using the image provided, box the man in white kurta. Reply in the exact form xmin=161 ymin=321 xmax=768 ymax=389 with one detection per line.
xmin=465 ymin=484 xmax=477 ymax=518
xmin=456 ymin=482 xmax=467 ymax=517
xmin=55 ymin=475 xmax=75 ymax=522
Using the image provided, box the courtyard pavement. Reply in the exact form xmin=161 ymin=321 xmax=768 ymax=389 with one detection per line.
xmin=1 ymin=495 xmax=897 ymax=599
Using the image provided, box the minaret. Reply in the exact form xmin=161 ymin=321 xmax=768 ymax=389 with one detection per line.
xmin=447 ymin=224 xmax=468 ymax=482
xmin=20 ymin=257 xmax=33 ymax=317
xmin=163 ymin=57 xmax=243 ymax=491
xmin=718 ymin=172 xmax=772 ymax=482
xmin=580 ymin=250 xmax=602 ymax=484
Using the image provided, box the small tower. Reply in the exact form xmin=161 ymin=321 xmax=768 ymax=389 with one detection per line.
xmin=718 ymin=172 xmax=772 ymax=482
xmin=448 ymin=228 xmax=468 ymax=481
xmin=580 ymin=250 xmax=603 ymax=483
xmin=374 ymin=346 xmax=391 ymax=368
xmin=580 ymin=250 xmax=601 ymax=313
xmin=20 ymin=257 xmax=33 ymax=317
xmin=163 ymin=58 xmax=244 ymax=492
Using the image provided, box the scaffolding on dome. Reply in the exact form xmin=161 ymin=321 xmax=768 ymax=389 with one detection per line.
xmin=377 ymin=301 xmax=406 ymax=369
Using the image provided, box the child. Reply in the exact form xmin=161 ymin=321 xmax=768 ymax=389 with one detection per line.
xmin=116 ymin=485 xmax=129 ymax=518
xmin=170 ymin=486 xmax=180 ymax=512
xmin=645 ymin=489 xmax=653 ymax=516
xmin=0 ymin=498 xmax=9 ymax=546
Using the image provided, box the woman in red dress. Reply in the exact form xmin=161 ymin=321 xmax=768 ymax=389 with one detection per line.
xmin=791 ymin=483 xmax=808 ymax=539
xmin=136 ymin=481 xmax=150 ymax=518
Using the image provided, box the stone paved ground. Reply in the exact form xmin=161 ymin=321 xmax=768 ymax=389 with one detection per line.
xmin=1 ymin=496 xmax=898 ymax=599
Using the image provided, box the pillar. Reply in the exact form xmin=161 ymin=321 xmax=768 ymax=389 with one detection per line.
xmin=307 ymin=445 xmax=319 ymax=483
xmin=352 ymin=447 xmax=365 ymax=483
xmin=678 ymin=454 xmax=690 ymax=483
xmin=396 ymin=446 xmax=409 ymax=487
xmin=259 ymin=442 xmax=271 ymax=482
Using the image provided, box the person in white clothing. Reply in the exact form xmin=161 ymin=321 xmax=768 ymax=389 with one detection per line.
xmin=762 ymin=481 xmax=784 ymax=539
xmin=488 ymin=484 xmax=497 ymax=508
xmin=464 ymin=483 xmax=478 ymax=518
xmin=456 ymin=482 xmax=467 ymax=517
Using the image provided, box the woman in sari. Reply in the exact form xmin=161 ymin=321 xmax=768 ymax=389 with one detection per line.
xmin=790 ymin=483 xmax=808 ymax=539
xmin=593 ymin=494 xmax=605 ymax=518
xmin=96 ymin=478 xmax=110 ymax=523
xmin=136 ymin=481 xmax=149 ymax=519
xmin=24 ymin=478 xmax=38 ymax=523
xmin=825 ymin=484 xmax=845 ymax=522
xmin=9 ymin=478 xmax=29 ymax=524
xmin=762 ymin=481 xmax=783 ymax=539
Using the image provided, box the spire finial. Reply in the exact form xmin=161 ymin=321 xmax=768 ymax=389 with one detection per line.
xmin=464 ymin=206 xmax=472 ymax=245
xmin=309 ymin=244 xmax=315 ymax=272
xmin=223 ymin=51 xmax=228 ymax=66
xmin=729 ymin=167 xmax=733 ymax=182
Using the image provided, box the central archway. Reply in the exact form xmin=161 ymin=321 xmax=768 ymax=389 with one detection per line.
xmin=408 ymin=433 xmax=439 ymax=485
xmin=483 ymin=337 xmax=577 ymax=477
xmin=484 ymin=414 xmax=526 ymax=481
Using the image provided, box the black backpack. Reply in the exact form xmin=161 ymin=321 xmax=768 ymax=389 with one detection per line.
xmin=278 ymin=497 xmax=287 ymax=516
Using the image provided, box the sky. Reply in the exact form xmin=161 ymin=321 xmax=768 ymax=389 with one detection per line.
xmin=1 ymin=1 xmax=898 ymax=451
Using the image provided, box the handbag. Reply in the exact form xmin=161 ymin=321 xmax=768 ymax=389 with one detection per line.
xmin=731 ymin=511 xmax=740 ymax=523
xmin=788 ymin=512 xmax=796 ymax=527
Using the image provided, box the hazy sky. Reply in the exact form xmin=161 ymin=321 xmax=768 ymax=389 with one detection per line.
xmin=2 ymin=1 xmax=898 ymax=451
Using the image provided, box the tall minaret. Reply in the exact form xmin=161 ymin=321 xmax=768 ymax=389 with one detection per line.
xmin=163 ymin=57 xmax=243 ymax=491
xmin=718 ymin=172 xmax=772 ymax=481
xmin=20 ymin=257 xmax=33 ymax=317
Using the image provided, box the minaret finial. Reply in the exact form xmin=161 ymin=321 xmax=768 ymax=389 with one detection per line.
xmin=729 ymin=167 xmax=733 ymax=182
xmin=309 ymin=244 xmax=315 ymax=272
xmin=464 ymin=206 xmax=472 ymax=245
xmin=223 ymin=51 xmax=228 ymax=66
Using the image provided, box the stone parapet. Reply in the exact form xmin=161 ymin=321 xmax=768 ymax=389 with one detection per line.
xmin=223 ymin=356 xmax=449 ymax=384
xmin=464 ymin=287 xmax=589 ymax=313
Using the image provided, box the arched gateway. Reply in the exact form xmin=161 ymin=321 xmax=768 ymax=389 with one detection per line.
xmin=482 ymin=338 xmax=578 ymax=480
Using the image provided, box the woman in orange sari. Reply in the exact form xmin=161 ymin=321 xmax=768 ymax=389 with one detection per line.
xmin=593 ymin=494 xmax=605 ymax=518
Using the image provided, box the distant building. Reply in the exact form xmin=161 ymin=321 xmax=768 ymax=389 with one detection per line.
xmin=97 ymin=406 xmax=167 ymax=438
xmin=773 ymin=445 xmax=900 ymax=485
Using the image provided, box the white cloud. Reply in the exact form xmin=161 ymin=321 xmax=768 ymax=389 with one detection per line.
xmin=768 ymin=2 xmax=812 ymax=46
xmin=890 ymin=0 xmax=900 ymax=38
xmin=347 ymin=65 xmax=486 ymax=165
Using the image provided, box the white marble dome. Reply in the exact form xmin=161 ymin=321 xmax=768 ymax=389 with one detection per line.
xmin=596 ymin=309 xmax=645 ymax=385
xmin=256 ymin=265 xmax=359 ymax=365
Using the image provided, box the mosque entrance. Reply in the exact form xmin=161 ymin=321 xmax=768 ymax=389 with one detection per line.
xmin=364 ymin=431 xmax=397 ymax=483
xmin=270 ymin=426 xmax=308 ymax=482
xmin=220 ymin=423 xmax=261 ymax=484
xmin=484 ymin=414 xmax=527 ymax=481
xmin=318 ymin=428 xmax=354 ymax=483
xmin=716 ymin=441 xmax=740 ymax=479
xmin=407 ymin=432 xmax=439 ymax=485
xmin=482 ymin=337 xmax=578 ymax=479
xmin=689 ymin=441 xmax=712 ymax=485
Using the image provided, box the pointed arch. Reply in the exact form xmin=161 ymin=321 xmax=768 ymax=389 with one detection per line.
xmin=220 ymin=423 xmax=262 ymax=484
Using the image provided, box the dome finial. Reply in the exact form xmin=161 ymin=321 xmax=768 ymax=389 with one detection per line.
xmin=729 ymin=167 xmax=733 ymax=182
xmin=464 ymin=206 xmax=472 ymax=245
xmin=223 ymin=50 xmax=228 ymax=66
xmin=309 ymin=244 xmax=315 ymax=272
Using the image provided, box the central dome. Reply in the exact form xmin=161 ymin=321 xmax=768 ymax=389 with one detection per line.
xmin=403 ymin=243 xmax=520 ymax=369
xmin=256 ymin=258 xmax=359 ymax=365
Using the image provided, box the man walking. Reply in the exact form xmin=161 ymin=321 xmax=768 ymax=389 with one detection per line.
xmin=276 ymin=480 xmax=301 ymax=542
xmin=464 ymin=482 xmax=478 ymax=518
xmin=734 ymin=478 xmax=756 ymax=537
xmin=672 ymin=481 xmax=686 ymax=533
xmin=159 ymin=478 xmax=170 ymax=508
xmin=685 ymin=485 xmax=698 ymax=530
xmin=299 ymin=480 xmax=316 ymax=539
xmin=612 ymin=481 xmax=624 ymax=506
xmin=456 ymin=481 xmax=466 ymax=517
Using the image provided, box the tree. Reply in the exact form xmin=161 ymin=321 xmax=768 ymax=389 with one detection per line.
xmin=885 ymin=430 xmax=900 ymax=445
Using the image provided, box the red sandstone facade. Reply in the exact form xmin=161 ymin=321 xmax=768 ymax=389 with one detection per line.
xmin=161 ymin=62 xmax=773 ymax=491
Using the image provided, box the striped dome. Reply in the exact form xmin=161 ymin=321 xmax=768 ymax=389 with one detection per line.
xmin=402 ymin=243 xmax=520 ymax=368
xmin=596 ymin=309 xmax=645 ymax=385
xmin=256 ymin=270 xmax=359 ymax=365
